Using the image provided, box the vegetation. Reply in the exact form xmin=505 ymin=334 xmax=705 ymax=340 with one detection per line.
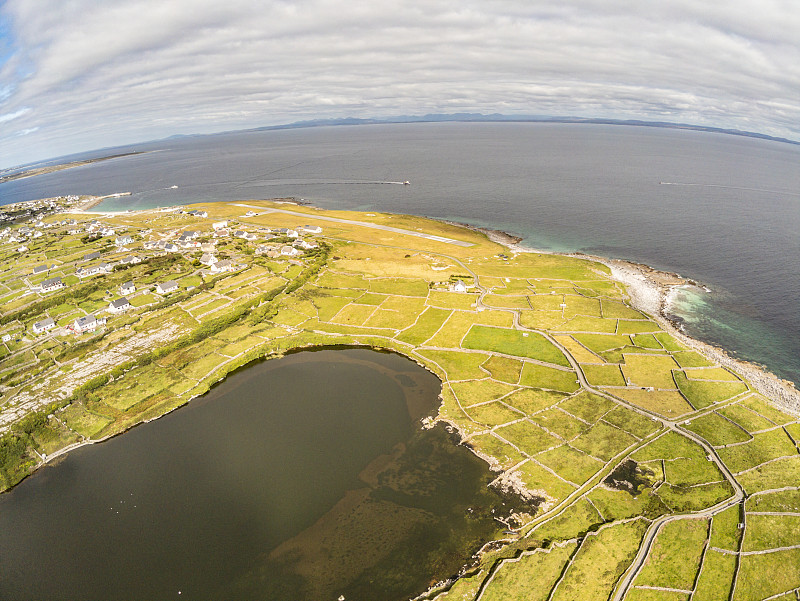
xmin=1 ymin=199 xmax=798 ymax=601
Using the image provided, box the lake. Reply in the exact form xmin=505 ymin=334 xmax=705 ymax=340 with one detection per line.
xmin=0 ymin=348 xmax=524 ymax=600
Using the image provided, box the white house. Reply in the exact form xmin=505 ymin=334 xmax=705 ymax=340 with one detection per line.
xmin=40 ymin=277 xmax=65 ymax=293
xmin=115 ymin=235 xmax=134 ymax=246
xmin=16 ymin=245 xmax=28 ymax=253
xmin=32 ymin=264 xmax=50 ymax=275
xmin=119 ymin=255 xmax=142 ymax=265
xmin=294 ymin=239 xmax=319 ymax=250
xmin=1 ymin=333 xmax=11 ymax=343
xmin=213 ymin=228 xmax=230 ymax=238
xmin=199 ymin=253 xmax=217 ymax=266
xmin=120 ymin=281 xmax=135 ymax=295
xmin=108 ymin=297 xmax=131 ymax=313
xmin=32 ymin=317 xmax=56 ymax=334
xmin=453 ymin=280 xmax=468 ymax=293
xmin=300 ymin=224 xmax=323 ymax=234
xmin=72 ymin=315 xmax=106 ymax=334
xmin=275 ymin=228 xmax=299 ymax=238
xmin=212 ymin=220 xmax=228 ymax=231
xmin=164 ymin=243 xmax=180 ymax=253
xmin=156 ymin=281 xmax=179 ymax=294
xmin=280 ymin=245 xmax=301 ymax=257
xmin=210 ymin=259 xmax=234 ymax=273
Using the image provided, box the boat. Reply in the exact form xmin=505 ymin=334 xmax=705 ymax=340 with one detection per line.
xmin=403 ymin=180 xmax=410 ymax=185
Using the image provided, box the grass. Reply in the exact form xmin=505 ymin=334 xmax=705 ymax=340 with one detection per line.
xmin=558 ymin=315 xmax=619 ymax=334
xmin=468 ymin=433 xmax=526 ymax=470
xmin=450 ymin=379 xmax=519 ymax=407
xmin=513 ymin=461 xmax=576 ymax=502
xmin=425 ymin=310 xmax=513 ymax=348
xmin=330 ymin=303 xmax=377 ymax=326
xmin=634 ymin=518 xmax=708 ymax=590
xmin=465 ymin=402 xmax=524 ymax=428
xmin=503 ymin=388 xmax=567 ymax=415
xmin=482 ymin=355 xmax=523 ymax=383
xmin=572 ymin=333 xmax=632 ymax=354
xmin=427 ymin=290 xmax=480 ymax=310
xmin=395 ymin=307 xmax=451 ymax=345
xmin=367 ymin=277 xmax=429 ymax=296
xmin=314 ymin=295 xmax=354 ymax=321
xmin=553 ymin=335 xmax=601 ymax=363
xmin=621 ymin=354 xmax=680 ymax=389
xmin=746 ymin=489 xmax=800 ymax=513
xmin=616 ymin=320 xmax=661 ymax=335
xmin=482 ymin=294 xmax=531 ymax=309
xmin=741 ymin=394 xmax=796 ymax=426
xmin=60 ymin=403 xmax=113 ymax=439
xmin=582 ymin=363 xmax=626 ymax=386
xmin=559 ymin=391 xmax=616 ymax=423
xmin=658 ymin=482 xmax=735 ymax=513
xmin=601 ymin=299 xmax=645 ymax=320
xmin=352 ymin=292 xmax=386 ymax=305
xmin=684 ymin=412 xmax=752 ymax=446
xmin=589 ymin=487 xmax=668 ymax=522
xmin=495 ymin=420 xmax=562 ymax=456
xmin=551 ymin=519 xmax=648 ymax=601
xmin=710 ymin=506 xmax=745 ymax=552
xmin=570 ymin=421 xmax=638 ymax=461
xmin=519 ymin=363 xmax=580 ymax=393
xmin=462 ymin=325 xmax=570 ymax=367
xmin=692 ymin=550 xmax=736 ymax=601
xmin=733 ymin=548 xmax=800 ymax=601
xmin=613 ymin=389 xmax=695 ymax=417
xmin=532 ymin=497 xmax=604 ymax=541
xmin=482 ymin=544 xmax=577 ymax=601
xmin=717 ymin=428 xmax=798 ymax=474
xmin=631 ymin=333 xmax=664 ymax=349
xmin=684 ymin=367 xmax=741 ymax=381
xmin=536 ymin=444 xmax=603 ymax=484
xmin=718 ymin=404 xmax=778 ymax=433
xmin=674 ymin=371 xmax=748 ymax=409
xmin=602 ymin=406 xmax=662 ymax=439
xmin=416 ymin=349 xmax=488 ymax=380
xmin=742 ymin=514 xmax=800 ymax=552
xmin=530 ymin=408 xmax=589 ymax=441
xmin=673 ymin=350 xmax=717 ymax=368
xmin=737 ymin=455 xmax=800 ymax=494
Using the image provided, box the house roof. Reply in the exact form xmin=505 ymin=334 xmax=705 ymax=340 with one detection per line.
xmin=41 ymin=277 xmax=62 ymax=287
xmin=111 ymin=298 xmax=130 ymax=309
xmin=34 ymin=317 xmax=55 ymax=329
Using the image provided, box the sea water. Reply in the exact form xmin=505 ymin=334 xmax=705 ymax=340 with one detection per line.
xmin=3 ymin=122 xmax=799 ymax=385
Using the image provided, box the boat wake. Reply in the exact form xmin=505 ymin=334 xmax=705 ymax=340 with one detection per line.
xmin=659 ymin=182 xmax=800 ymax=197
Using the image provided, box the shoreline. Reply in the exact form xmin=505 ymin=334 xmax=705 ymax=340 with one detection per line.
xmin=471 ymin=224 xmax=800 ymax=417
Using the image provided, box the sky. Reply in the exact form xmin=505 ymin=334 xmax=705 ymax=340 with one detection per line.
xmin=1 ymin=0 xmax=799 ymax=169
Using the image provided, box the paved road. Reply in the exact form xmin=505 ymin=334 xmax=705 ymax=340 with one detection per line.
xmin=234 ymin=203 xmax=475 ymax=247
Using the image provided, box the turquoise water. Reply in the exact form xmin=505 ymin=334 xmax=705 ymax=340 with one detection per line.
xmin=3 ymin=122 xmax=799 ymax=385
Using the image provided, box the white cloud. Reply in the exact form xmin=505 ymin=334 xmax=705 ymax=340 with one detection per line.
xmin=0 ymin=0 xmax=798 ymax=167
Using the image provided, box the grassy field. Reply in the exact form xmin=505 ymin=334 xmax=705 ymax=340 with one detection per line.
xmin=2 ymin=199 xmax=799 ymax=601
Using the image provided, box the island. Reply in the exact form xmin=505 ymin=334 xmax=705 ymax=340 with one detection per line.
xmin=1 ymin=196 xmax=799 ymax=601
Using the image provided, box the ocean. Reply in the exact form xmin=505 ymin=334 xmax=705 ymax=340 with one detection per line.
xmin=2 ymin=122 xmax=799 ymax=386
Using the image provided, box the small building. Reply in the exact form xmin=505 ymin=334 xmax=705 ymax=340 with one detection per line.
xmin=1 ymin=334 xmax=10 ymax=343
xmin=280 ymin=245 xmax=301 ymax=257
xmin=156 ymin=281 xmax=179 ymax=295
xmin=294 ymin=239 xmax=319 ymax=251
xmin=72 ymin=315 xmax=105 ymax=334
xmin=119 ymin=255 xmax=142 ymax=265
xmin=32 ymin=264 xmax=51 ymax=275
xmin=187 ymin=210 xmax=208 ymax=218
xmin=210 ymin=259 xmax=234 ymax=273
xmin=40 ymin=277 xmax=65 ymax=293
xmin=108 ymin=297 xmax=131 ymax=313
xmin=212 ymin=220 xmax=228 ymax=231
xmin=164 ymin=243 xmax=180 ymax=253
xmin=32 ymin=317 xmax=56 ymax=334
xmin=453 ymin=280 xmax=468 ymax=293
xmin=300 ymin=224 xmax=323 ymax=234
xmin=17 ymin=245 xmax=28 ymax=253
xmin=199 ymin=253 xmax=217 ymax=266
xmin=83 ymin=251 xmax=101 ymax=261
xmin=120 ymin=281 xmax=135 ymax=295
xmin=179 ymin=231 xmax=200 ymax=241
xmin=255 ymin=244 xmax=278 ymax=256
xmin=275 ymin=228 xmax=299 ymax=238
xmin=115 ymin=235 xmax=134 ymax=246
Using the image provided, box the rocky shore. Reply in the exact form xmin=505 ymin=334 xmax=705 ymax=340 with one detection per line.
xmin=473 ymin=226 xmax=800 ymax=418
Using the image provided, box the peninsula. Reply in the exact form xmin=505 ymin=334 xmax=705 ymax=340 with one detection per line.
xmin=1 ymin=197 xmax=799 ymax=601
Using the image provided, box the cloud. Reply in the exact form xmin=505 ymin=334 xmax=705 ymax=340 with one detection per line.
xmin=0 ymin=0 xmax=798 ymax=167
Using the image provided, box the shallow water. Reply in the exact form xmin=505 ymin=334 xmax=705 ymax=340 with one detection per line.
xmin=3 ymin=122 xmax=799 ymax=384
xmin=0 ymin=349 xmax=521 ymax=600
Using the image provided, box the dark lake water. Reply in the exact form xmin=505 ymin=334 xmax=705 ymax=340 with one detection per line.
xmin=2 ymin=122 xmax=798 ymax=386
xmin=0 ymin=349 xmax=520 ymax=600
